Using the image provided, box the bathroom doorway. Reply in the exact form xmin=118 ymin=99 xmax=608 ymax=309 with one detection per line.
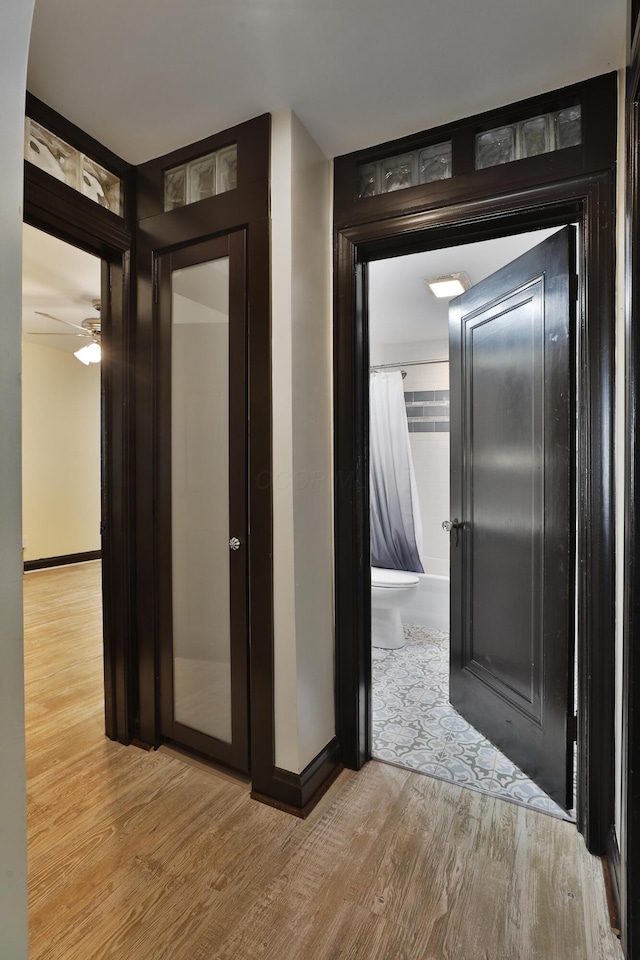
xmin=368 ymin=225 xmax=577 ymax=819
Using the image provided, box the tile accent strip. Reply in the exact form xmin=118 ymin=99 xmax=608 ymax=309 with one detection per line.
xmin=405 ymin=389 xmax=450 ymax=433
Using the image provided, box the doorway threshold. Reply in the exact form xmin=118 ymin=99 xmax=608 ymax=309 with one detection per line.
xmin=157 ymin=743 xmax=251 ymax=788
xmin=372 ymin=623 xmax=573 ymax=821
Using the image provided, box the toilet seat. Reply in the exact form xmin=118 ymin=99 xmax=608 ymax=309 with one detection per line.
xmin=371 ymin=566 xmax=420 ymax=588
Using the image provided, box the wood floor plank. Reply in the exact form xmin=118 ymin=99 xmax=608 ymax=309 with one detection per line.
xmin=25 ymin=563 xmax=624 ymax=960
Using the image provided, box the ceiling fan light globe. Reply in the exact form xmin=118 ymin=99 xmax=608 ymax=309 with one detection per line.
xmin=74 ymin=342 xmax=101 ymax=365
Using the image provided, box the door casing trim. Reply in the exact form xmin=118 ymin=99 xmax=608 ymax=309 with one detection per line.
xmin=24 ymin=91 xmax=136 ymax=745
xmin=334 ymin=174 xmax=616 ymax=854
xmin=134 ymin=114 xmax=283 ymax=798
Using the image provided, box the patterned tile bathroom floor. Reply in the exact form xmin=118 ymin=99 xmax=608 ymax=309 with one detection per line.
xmin=372 ymin=623 xmax=573 ymax=820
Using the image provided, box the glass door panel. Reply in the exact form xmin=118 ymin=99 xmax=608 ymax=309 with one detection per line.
xmin=171 ymin=256 xmax=231 ymax=743
xmin=157 ymin=232 xmax=248 ymax=772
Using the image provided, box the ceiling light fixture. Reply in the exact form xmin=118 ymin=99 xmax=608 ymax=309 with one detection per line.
xmin=74 ymin=342 xmax=102 ymax=365
xmin=424 ymin=272 xmax=471 ymax=298
xmin=31 ymin=300 xmax=102 ymax=364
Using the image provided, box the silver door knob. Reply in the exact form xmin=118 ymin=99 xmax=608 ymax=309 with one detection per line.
xmin=229 ymin=537 xmax=241 ymax=551
xmin=442 ymin=519 xmax=461 ymax=546
xmin=441 ymin=519 xmax=460 ymax=532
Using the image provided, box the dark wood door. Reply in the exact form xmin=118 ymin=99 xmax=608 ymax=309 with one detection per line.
xmin=157 ymin=232 xmax=249 ymax=772
xmin=448 ymin=226 xmax=576 ymax=809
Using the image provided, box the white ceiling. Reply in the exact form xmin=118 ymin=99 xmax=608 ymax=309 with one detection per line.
xmin=26 ymin=0 xmax=627 ymax=165
xmin=23 ymin=0 xmax=624 ymax=357
xmin=22 ymin=224 xmax=101 ymax=353
xmin=369 ymin=227 xmax=562 ymax=350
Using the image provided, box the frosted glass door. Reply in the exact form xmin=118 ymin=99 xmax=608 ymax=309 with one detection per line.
xmin=157 ymin=232 xmax=248 ymax=772
xmin=171 ymin=256 xmax=232 ymax=743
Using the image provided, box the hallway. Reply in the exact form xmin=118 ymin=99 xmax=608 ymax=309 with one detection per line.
xmin=25 ymin=563 xmax=622 ymax=959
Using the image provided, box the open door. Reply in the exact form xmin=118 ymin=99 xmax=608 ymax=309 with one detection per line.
xmin=447 ymin=226 xmax=576 ymax=809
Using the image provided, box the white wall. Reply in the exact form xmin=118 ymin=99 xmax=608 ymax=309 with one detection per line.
xmin=271 ymin=111 xmax=335 ymax=773
xmin=0 ymin=3 xmax=35 ymax=957
xmin=22 ymin=341 xmax=101 ymax=562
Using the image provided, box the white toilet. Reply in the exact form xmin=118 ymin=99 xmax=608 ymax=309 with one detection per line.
xmin=371 ymin=566 xmax=420 ymax=649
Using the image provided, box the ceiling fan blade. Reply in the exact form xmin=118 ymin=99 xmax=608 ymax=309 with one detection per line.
xmin=27 ymin=331 xmax=92 ymax=337
xmin=34 ymin=311 xmax=92 ymax=334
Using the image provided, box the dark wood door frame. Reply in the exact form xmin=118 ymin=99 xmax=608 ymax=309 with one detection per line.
xmin=23 ymin=93 xmax=136 ymax=745
xmin=134 ymin=115 xmax=279 ymax=798
xmin=621 ymin=16 xmax=640 ymax=957
xmin=334 ymin=173 xmax=616 ymax=855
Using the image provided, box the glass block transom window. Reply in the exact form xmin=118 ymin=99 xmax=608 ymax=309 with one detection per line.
xmin=25 ymin=118 xmax=122 ymax=215
xmin=475 ymin=105 xmax=581 ymax=171
xmin=357 ymin=141 xmax=452 ymax=199
xmin=163 ymin=145 xmax=237 ymax=211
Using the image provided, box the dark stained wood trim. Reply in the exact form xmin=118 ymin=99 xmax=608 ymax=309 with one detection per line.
xmin=24 ymin=163 xmax=133 ymax=255
xmin=334 ymin=244 xmax=370 ymax=772
xmin=334 ymin=74 xmax=616 ymax=230
xmin=24 ymin=94 xmax=136 ymax=748
xmin=134 ymin=115 xmax=281 ymax=797
xmin=622 ymin=26 xmax=640 ymax=959
xmin=132 ymin=194 xmax=158 ymax=747
xmin=26 ymin=92 xmax=133 ymax=235
xmin=100 ymin=251 xmax=136 ymax=745
xmin=251 ymin=737 xmax=342 ymax=817
xmin=26 ymin=93 xmax=131 ymax=177
xmin=136 ymin=114 xmax=269 ymax=222
xmin=244 ymin=213 xmax=276 ymax=797
xmin=155 ymin=242 xmax=176 ymax=744
xmin=576 ymin=171 xmax=616 ymax=856
xmin=334 ymin=74 xmax=617 ymax=858
xmin=227 ymin=228 xmax=250 ymax=773
xmin=23 ymin=550 xmax=102 ymax=571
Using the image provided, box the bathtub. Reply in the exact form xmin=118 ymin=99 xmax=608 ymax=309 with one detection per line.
xmin=400 ymin=573 xmax=450 ymax=633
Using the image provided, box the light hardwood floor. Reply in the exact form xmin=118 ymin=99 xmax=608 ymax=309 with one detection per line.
xmin=25 ymin=562 xmax=623 ymax=960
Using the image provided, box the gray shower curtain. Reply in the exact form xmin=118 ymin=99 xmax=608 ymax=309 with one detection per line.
xmin=370 ymin=370 xmax=424 ymax=573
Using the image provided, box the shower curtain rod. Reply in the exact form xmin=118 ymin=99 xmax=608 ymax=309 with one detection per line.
xmin=369 ymin=358 xmax=448 ymax=374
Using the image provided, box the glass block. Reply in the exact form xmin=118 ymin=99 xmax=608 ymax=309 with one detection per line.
xmin=27 ymin=121 xmax=80 ymax=189
xmin=164 ymin=165 xmax=187 ymax=211
xmin=419 ymin=141 xmax=452 ymax=183
xmin=520 ymin=115 xmax=549 ymax=159
xmin=187 ymin=153 xmax=216 ymax=204
xmin=216 ymin=145 xmax=237 ymax=193
xmin=81 ymin=157 xmax=122 ymax=214
xmin=357 ymin=162 xmax=378 ymax=198
xmin=475 ymin=125 xmax=516 ymax=169
xmin=381 ymin=154 xmax=414 ymax=192
xmin=555 ymin=105 xmax=582 ymax=150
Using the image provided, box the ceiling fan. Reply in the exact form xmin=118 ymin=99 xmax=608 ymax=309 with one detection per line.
xmin=29 ymin=299 xmax=102 ymax=364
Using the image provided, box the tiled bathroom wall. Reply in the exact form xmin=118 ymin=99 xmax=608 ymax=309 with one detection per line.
xmin=404 ymin=389 xmax=450 ymax=433
xmin=403 ymin=354 xmax=450 ymax=577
